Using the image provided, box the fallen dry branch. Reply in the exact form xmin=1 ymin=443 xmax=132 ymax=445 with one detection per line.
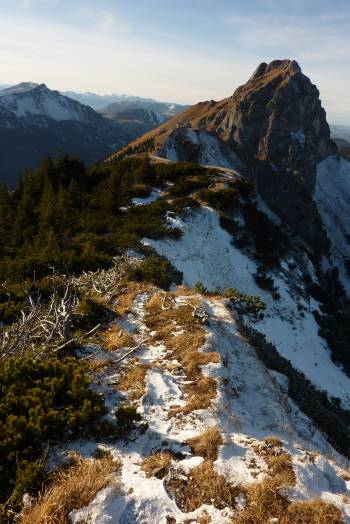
xmin=0 ymin=285 xmax=78 ymax=360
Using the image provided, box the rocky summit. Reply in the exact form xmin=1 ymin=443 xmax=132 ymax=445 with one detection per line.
xmin=115 ymin=59 xmax=337 ymax=251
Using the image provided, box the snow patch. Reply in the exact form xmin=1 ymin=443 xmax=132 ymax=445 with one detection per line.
xmin=143 ymin=206 xmax=350 ymax=408
xmin=315 ymin=155 xmax=350 ymax=295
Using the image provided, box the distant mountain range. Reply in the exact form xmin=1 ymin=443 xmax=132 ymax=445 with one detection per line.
xmin=64 ymin=90 xmax=188 ymax=141
xmin=331 ymin=125 xmax=350 ymax=160
xmin=61 ymin=90 xmax=188 ymax=114
xmin=0 ymin=83 xmax=127 ymax=187
xmin=0 ymin=83 xmax=187 ymax=187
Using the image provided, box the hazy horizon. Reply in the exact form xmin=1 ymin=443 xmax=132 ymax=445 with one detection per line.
xmin=1 ymin=0 xmax=349 ymax=124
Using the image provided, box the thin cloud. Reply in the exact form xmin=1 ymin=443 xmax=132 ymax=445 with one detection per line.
xmin=0 ymin=1 xmax=349 ymax=123
xmin=73 ymin=7 xmax=126 ymax=32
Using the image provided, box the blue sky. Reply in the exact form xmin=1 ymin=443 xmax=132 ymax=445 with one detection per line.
xmin=0 ymin=0 xmax=349 ymax=123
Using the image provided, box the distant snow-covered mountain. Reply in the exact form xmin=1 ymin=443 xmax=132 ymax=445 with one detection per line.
xmin=0 ymin=82 xmax=110 ymax=127
xmin=0 ymin=83 xmax=189 ymax=187
xmin=0 ymin=83 xmax=128 ymax=187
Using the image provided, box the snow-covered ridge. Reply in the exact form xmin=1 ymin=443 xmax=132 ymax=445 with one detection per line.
xmin=144 ymin=205 xmax=350 ymax=409
xmin=53 ymin=285 xmax=350 ymax=523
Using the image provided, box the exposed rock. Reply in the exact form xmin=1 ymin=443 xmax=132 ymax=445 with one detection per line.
xmin=111 ymin=60 xmax=337 ymax=252
xmin=202 ymin=59 xmax=336 ymax=250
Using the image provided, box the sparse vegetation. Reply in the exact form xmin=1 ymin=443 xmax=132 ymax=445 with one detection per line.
xmin=141 ymin=451 xmax=173 ymax=479
xmin=145 ymin=292 xmax=219 ymax=416
xmin=117 ymin=359 xmax=149 ymax=400
xmin=165 ymin=460 xmax=241 ymax=512
xmin=103 ymin=324 xmax=136 ymax=351
xmin=256 ymin=437 xmax=296 ymax=487
xmin=281 ymin=499 xmax=345 ymax=523
xmin=234 ymin=477 xmax=288 ymax=524
xmin=186 ymin=427 xmax=223 ymax=461
xmin=240 ymin=324 xmax=350 ymax=458
xmin=234 ymin=479 xmax=345 ymax=524
xmin=19 ymin=452 xmax=121 ymax=524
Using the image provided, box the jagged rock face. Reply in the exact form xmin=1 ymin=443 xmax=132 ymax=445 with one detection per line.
xmin=200 ymin=60 xmax=337 ymax=249
xmin=209 ymin=59 xmax=335 ymax=190
xmin=113 ymin=59 xmax=336 ymax=251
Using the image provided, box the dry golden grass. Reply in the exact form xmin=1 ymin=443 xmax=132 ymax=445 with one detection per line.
xmin=253 ymin=436 xmax=296 ymax=488
xmin=117 ymin=359 xmax=149 ymax=400
xmin=141 ymin=451 xmax=173 ymax=479
xmin=234 ymin=478 xmax=288 ymax=524
xmin=20 ymin=454 xmax=120 ymax=524
xmin=234 ymin=478 xmax=345 ymax=524
xmin=145 ymin=292 xmax=219 ymax=416
xmin=187 ymin=427 xmax=223 ymax=461
xmin=87 ymin=359 xmax=111 ymax=372
xmin=169 ymin=330 xmax=219 ymax=377
xmin=170 ymin=376 xmax=217 ymax=417
xmin=184 ymin=515 xmax=211 ymax=524
xmin=166 ymin=460 xmax=241 ymax=513
xmin=103 ymin=324 xmax=136 ymax=351
xmin=233 ymin=437 xmax=343 ymax=524
xmin=267 ymin=453 xmax=296 ymax=487
xmin=149 ymin=323 xmax=175 ymax=343
xmin=115 ymin=282 xmax=153 ymax=316
xmin=280 ymin=499 xmax=345 ymax=524
xmin=264 ymin=435 xmax=283 ymax=447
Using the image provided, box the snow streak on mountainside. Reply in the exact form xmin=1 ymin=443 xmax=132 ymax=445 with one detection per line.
xmin=161 ymin=126 xmax=245 ymax=172
xmin=144 ymin=206 xmax=350 ymax=408
xmin=315 ymin=156 xmax=350 ymax=295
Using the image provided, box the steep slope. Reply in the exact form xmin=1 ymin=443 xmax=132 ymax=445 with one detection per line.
xmin=111 ymin=60 xmax=336 ymax=251
xmin=315 ymin=156 xmax=350 ymax=294
xmin=144 ymin=205 xmax=350 ymax=408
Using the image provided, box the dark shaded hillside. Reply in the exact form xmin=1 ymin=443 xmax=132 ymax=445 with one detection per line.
xmin=333 ymin=137 xmax=350 ymax=160
xmin=0 ymin=122 xmax=125 ymax=189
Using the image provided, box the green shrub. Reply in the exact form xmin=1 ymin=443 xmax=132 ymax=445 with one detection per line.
xmin=224 ymin=287 xmax=266 ymax=315
xmin=74 ymin=298 xmax=112 ymax=329
xmin=0 ymin=357 xmax=107 ymax=513
xmin=219 ymin=215 xmax=240 ymax=236
xmin=115 ymin=405 xmax=143 ymax=437
xmin=254 ymin=269 xmax=279 ymax=297
xmin=127 ymin=256 xmax=182 ymax=290
xmin=197 ymin=187 xmax=240 ymax=212
xmin=233 ymin=177 xmax=253 ymax=199
xmin=194 ymin=281 xmax=209 ymax=294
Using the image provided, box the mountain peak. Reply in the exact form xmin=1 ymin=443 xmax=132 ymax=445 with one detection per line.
xmin=0 ymin=82 xmax=40 ymax=96
xmin=113 ymin=59 xmax=336 ymax=250
xmin=249 ymin=59 xmax=301 ymax=81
